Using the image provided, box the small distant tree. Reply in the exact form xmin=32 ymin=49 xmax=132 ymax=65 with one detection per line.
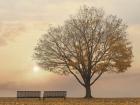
xmin=34 ymin=6 xmax=133 ymax=98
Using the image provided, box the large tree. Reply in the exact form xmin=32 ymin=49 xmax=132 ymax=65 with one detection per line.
xmin=34 ymin=6 xmax=133 ymax=98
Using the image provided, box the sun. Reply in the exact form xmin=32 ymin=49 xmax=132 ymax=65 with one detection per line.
xmin=33 ymin=65 xmax=40 ymax=73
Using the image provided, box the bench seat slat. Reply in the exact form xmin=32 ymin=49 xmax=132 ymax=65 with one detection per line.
xmin=17 ymin=91 xmax=41 ymax=98
xmin=43 ymin=91 xmax=66 ymax=99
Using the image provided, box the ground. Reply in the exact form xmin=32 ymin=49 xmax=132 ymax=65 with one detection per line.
xmin=0 ymin=98 xmax=140 ymax=105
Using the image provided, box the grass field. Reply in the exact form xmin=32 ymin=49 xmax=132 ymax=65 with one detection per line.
xmin=0 ymin=98 xmax=140 ymax=105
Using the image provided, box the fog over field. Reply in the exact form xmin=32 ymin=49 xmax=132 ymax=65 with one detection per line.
xmin=0 ymin=0 xmax=140 ymax=97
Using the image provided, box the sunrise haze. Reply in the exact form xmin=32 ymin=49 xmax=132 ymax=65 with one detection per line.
xmin=0 ymin=0 xmax=140 ymax=97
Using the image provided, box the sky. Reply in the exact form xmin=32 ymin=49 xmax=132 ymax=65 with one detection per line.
xmin=0 ymin=0 xmax=140 ymax=97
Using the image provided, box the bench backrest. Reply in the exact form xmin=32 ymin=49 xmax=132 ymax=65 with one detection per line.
xmin=17 ymin=91 xmax=41 ymax=98
xmin=43 ymin=91 xmax=66 ymax=98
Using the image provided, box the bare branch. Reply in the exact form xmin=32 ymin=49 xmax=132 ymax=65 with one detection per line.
xmin=90 ymin=71 xmax=103 ymax=85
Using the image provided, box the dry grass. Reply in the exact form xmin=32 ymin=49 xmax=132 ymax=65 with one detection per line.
xmin=0 ymin=98 xmax=140 ymax=105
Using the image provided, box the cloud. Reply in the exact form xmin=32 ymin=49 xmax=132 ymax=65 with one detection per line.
xmin=0 ymin=81 xmax=18 ymax=90
xmin=0 ymin=0 xmax=139 ymax=25
xmin=0 ymin=37 xmax=7 ymax=46
xmin=0 ymin=72 xmax=140 ymax=97
xmin=127 ymin=25 xmax=140 ymax=71
xmin=93 ymin=72 xmax=140 ymax=97
xmin=0 ymin=22 xmax=26 ymax=46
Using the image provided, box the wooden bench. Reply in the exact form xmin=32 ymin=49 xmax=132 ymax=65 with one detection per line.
xmin=43 ymin=91 xmax=66 ymax=99
xmin=17 ymin=91 xmax=41 ymax=99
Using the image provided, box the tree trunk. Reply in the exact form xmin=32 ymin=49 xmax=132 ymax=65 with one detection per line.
xmin=84 ymin=82 xmax=92 ymax=98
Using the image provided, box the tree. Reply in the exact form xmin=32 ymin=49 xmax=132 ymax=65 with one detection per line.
xmin=34 ymin=6 xmax=133 ymax=98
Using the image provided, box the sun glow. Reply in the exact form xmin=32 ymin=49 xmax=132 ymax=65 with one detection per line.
xmin=33 ymin=65 xmax=41 ymax=73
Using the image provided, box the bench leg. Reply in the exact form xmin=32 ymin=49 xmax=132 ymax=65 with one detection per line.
xmin=39 ymin=98 xmax=41 ymax=101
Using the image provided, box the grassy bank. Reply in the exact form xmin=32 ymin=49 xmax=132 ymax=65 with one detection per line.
xmin=0 ymin=98 xmax=140 ymax=105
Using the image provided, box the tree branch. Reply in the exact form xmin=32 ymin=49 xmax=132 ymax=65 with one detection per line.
xmin=90 ymin=71 xmax=103 ymax=85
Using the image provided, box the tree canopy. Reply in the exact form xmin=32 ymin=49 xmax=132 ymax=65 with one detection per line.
xmin=34 ymin=6 xmax=133 ymax=98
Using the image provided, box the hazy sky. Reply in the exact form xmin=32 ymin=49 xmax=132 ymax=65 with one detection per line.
xmin=0 ymin=0 xmax=140 ymax=97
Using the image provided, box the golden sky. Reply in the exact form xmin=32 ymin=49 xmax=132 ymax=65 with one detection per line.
xmin=0 ymin=0 xmax=140 ymax=97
